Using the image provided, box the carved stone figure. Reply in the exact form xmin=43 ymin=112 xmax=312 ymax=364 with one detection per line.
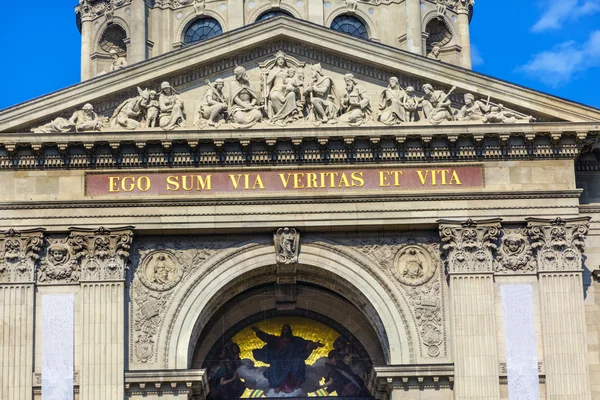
xmin=304 ymin=63 xmax=338 ymax=125
xmin=111 ymin=87 xmax=151 ymax=130
xmin=158 ymin=81 xmax=186 ymax=130
xmin=195 ymin=79 xmax=228 ymax=128
xmin=454 ymin=93 xmax=491 ymax=122
xmin=495 ymin=229 xmax=537 ymax=273
xmin=403 ymin=86 xmax=419 ymax=122
xmin=38 ymin=240 xmax=80 ymax=283
xmin=394 ymin=245 xmax=437 ymax=286
xmin=427 ymin=44 xmax=442 ymax=61
xmin=138 ymin=251 xmax=182 ymax=291
xmin=230 ymin=66 xmax=263 ymax=128
xmin=339 ymin=74 xmax=371 ymax=126
xmin=265 ymin=51 xmax=302 ymax=125
xmin=274 ymin=227 xmax=300 ymax=264
xmin=0 ymin=229 xmax=44 ymax=283
xmin=421 ymin=84 xmax=455 ymax=125
xmin=527 ymin=217 xmax=590 ymax=272
xmin=32 ymin=103 xmax=105 ymax=133
xmin=483 ymin=103 xmax=535 ymax=124
xmin=378 ymin=77 xmax=407 ymax=125
xmin=439 ymin=219 xmax=501 ymax=274
xmin=110 ymin=49 xmax=128 ymax=71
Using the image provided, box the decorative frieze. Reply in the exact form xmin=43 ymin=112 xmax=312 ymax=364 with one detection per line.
xmin=526 ymin=217 xmax=590 ymax=272
xmin=0 ymin=228 xmax=44 ymax=283
xmin=439 ymin=219 xmax=502 ymax=274
xmin=75 ymin=0 xmax=132 ymax=22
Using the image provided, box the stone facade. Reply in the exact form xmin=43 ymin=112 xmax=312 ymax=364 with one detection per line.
xmin=1 ymin=2 xmax=600 ymax=399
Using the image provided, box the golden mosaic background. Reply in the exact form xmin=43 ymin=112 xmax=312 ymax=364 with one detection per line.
xmin=232 ymin=316 xmax=341 ymax=367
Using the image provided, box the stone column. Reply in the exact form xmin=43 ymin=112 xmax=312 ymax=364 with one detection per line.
xmin=527 ymin=217 xmax=592 ymax=399
xmin=456 ymin=3 xmax=472 ymax=69
xmin=0 ymin=229 xmax=44 ymax=400
xmin=439 ymin=219 xmax=501 ymax=400
xmin=129 ymin=0 xmax=147 ymax=63
xmin=404 ymin=0 xmax=423 ymax=55
xmin=78 ymin=13 xmax=93 ymax=81
xmin=73 ymin=227 xmax=134 ymax=400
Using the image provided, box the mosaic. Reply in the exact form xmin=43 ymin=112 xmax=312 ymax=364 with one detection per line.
xmin=206 ymin=317 xmax=371 ymax=399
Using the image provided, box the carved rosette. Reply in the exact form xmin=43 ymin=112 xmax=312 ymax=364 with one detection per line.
xmin=494 ymin=228 xmax=537 ymax=274
xmin=38 ymin=237 xmax=80 ymax=284
xmin=439 ymin=219 xmax=502 ymax=274
xmin=274 ymin=228 xmax=300 ymax=265
xmin=526 ymin=217 xmax=590 ymax=272
xmin=0 ymin=229 xmax=44 ymax=284
xmin=70 ymin=226 xmax=134 ymax=281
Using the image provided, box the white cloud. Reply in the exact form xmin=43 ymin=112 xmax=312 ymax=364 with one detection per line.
xmin=517 ymin=30 xmax=600 ymax=86
xmin=532 ymin=0 xmax=600 ymax=32
xmin=470 ymin=45 xmax=484 ymax=67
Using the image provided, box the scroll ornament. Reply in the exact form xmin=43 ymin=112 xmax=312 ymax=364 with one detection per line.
xmin=0 ymin=229 xmax=44 ymax=283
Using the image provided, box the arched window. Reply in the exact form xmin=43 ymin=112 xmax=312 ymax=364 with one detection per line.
xmin=256 ymin=10 xmax=294 ymax=21
xmin=425 ymin=18 xmax=452 ymax=54
xmin=183 ymin=18 xmax=223 ymax=45
xmin=99 ymin=24 xmax=127 ymax=53
xmin=330 ymin=15 xmax=368 ymax=39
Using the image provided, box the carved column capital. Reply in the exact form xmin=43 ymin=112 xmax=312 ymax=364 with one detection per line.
xmin=526 ymin=217 xmax=590 ymax=272
xmin=494 ymin=227 xmax=537 ymax=275
xmin=70 ymin=226 xmax=134 ymax=282
xmin=438 ymin=219 xmax=502 ymax=274
xmin=0 ymin=228 xmax=45 ymax=284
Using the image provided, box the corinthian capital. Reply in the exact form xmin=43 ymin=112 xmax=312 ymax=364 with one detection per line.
xmin=438 ymin=219 xmax=501 ymax=274
xmin=0 ymin=229 xmax=45 ymax=284
xmin=526 ymin=217 xmax=590 ymax=272
xmin=70 ymin=226 xmax=134 ymax=281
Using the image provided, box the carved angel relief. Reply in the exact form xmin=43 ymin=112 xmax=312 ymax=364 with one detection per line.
xmin=394 ymin=245 xmax=437 ymax=286
xmin=274 ymin=228 xmax=300 ymax=264
xmin=38 ymin=239 xmax=80 ymax=283
xmin=494 ymin=229 xmax=537 ymax=274
xmin=0 ymin=229 xmax=44 ymax=283
xmin=138 ymin=251 xmax=183 ymax=291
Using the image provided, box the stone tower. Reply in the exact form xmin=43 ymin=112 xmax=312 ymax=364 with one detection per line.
xmin=76 ymin=0 xmax=474 ymax=80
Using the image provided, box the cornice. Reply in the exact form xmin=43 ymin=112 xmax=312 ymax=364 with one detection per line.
xmin=0 ymin=125 xmax=595 ymax=171
xmin=2 ymin=18 xmax=600 ymax=132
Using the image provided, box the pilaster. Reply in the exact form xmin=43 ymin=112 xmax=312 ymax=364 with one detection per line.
xmin=527 ymin=217 xmax=592 ymax=399
xmin=129 ymin=0 xmax=148 ymax=63
xmin=0 ymin=228 xmax=44 ymax=400
xmin=456 ymin=6 xmax=471 ymax=69
xmin=73 ymin=226 xmax=134 ymax=400
xmin=80 ymin=18 xmax=93 ymax=81
xmin=404 ymin=0 xmax=423 ymax=55
xmin=439 ymin=219 xmax=501 ymax=399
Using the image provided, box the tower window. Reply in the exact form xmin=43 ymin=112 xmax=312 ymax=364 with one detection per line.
xmin=99 ymin=25 xmax=127 ymax=54
xmin=331 ymin=15 xmax=368 ymax=39
xmin=425 ymin=18 xmax=452 ymax=54
xmin=256 ymin=10 xmax=294 ymax=22
xmin=183 ymin=18 xmax=223 ymax=45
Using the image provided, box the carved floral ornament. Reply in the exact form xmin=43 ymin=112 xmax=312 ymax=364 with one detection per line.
xmin=439 ymin=218 xmax=591 ymax=274
xmin=0 ymin=229 xmax=44 ymax=284
xmin=30 ymin=50 xmax=535 ymax=133
xmin=76 ymin=0 xmax=131 ymax=21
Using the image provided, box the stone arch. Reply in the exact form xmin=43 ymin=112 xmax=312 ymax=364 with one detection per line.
xmin=325 ymin=9 xmax=379 ymax=41
xmin=93 ymin=19 xmax=130 ymax=54
xmin=176 ymin=10 xmax=228 ymax=45
xmin=421 ymin=10 xmax=458 ymax=52
xmin=247 ymin=4 xmax=302 ymax=24
xmin=159 ymin=242 xmax=416 ymax=370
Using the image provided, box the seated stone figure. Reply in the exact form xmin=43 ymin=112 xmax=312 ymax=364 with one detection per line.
xmin=304 ymin=64 xmax=337 ymax=125
xmin=32 ymin=103 xmax=104 ymax=133
xmin=196 ymin=79 xmax=228 ymax=128
xmin=111 ymin=87 xmax=151 ymax=130
xmin=378 ymin=77 xmax=406 ymax=125
xmin=420 ymin=84 xmax=454 ymax=125
xmin=230 ymin=66 xmax=263 ymax=129
xmin=455 ymin=93 xmax=491 ymax=122
xmin=339 ymin=74 xmax=371 ymax=126
xmin=158 ymin=82 xmax=186 ymax=130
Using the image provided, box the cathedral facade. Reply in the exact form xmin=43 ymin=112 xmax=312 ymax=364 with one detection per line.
xmin=1 ymin=1 xmax=600 ymax=399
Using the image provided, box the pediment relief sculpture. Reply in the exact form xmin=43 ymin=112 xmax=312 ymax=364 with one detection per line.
xmin=28 ymin=50 xmax=542 ymax=134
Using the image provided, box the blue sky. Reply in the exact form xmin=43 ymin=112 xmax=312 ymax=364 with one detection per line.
xmin=0 ymin=0 xmax=599 ymax=110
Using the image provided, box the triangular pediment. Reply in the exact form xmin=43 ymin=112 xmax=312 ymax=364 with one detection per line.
xmin=2 ymin=17 xmax=600 ymax=134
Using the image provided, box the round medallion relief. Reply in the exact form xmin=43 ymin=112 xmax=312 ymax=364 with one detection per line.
xmin=393 ymin=245 xmax=436 ymax=286
xmin=138 ymin=251 xmax=182 ymax=291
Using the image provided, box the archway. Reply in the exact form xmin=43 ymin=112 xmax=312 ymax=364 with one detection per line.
xmin=158 ymin=242 xmax=418 ymax=371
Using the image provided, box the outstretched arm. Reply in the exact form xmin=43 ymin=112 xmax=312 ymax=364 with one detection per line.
xmin=252 ymin=326 xmax=277 ymax=344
